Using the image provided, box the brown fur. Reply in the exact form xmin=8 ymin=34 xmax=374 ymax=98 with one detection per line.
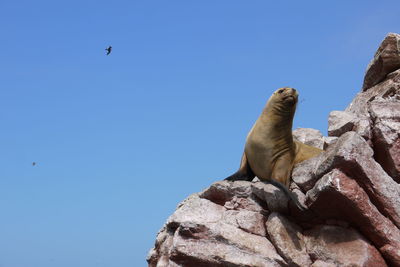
xmin=225 ymin=87 xmax=323 ymax=210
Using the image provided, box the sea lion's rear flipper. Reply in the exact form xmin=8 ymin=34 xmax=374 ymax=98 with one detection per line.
xmin=224 ymin=152 xmax=255 ymax=181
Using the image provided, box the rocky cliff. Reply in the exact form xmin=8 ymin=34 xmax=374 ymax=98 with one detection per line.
xmin=147 ymin=33 xmax=400 ymax=267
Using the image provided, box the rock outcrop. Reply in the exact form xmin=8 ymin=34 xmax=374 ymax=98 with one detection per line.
xmin=148 ymin=33 xmax=400 ymax=267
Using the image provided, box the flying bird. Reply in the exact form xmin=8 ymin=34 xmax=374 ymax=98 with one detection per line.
xmin=32 ymin=162 xmax=36 ymax=166
xmin=105 ymin=46 xmax=112 ymax=55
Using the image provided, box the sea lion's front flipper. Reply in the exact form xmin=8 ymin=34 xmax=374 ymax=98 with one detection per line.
xmin=266 ymin=179 xmax=307 ymax=211
xmin=224 ymin=152 xmax=255 ymax=181
xmin=270 ymin=154 xmax=307 ymax=211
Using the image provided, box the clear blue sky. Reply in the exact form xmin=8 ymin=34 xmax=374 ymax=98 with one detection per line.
xmin=1 ymin=1 xmax=399 ymax=266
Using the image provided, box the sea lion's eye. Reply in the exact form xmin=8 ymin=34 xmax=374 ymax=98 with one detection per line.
xmin=278 ymin=89 xmax=285 ymax=94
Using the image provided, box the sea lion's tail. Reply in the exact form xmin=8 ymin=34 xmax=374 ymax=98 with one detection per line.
xmin=265 ymin=179 xmax=307 ymax=211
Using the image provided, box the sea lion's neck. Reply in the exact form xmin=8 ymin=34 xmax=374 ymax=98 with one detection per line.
xmin=261 ymin=101 xmax=295 ymax=131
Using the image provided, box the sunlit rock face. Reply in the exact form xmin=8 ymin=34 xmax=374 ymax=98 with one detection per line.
xmin=148 ymin=33 xmax=400 ymax=267
xmin=362 ymin=33 xmax=400 ymax=91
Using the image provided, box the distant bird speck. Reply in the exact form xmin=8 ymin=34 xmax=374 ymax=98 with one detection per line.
xmin=32 ymin=162 xmax=36 ymax=166
xmin=105 ymin=46 xmax=112 ymax=55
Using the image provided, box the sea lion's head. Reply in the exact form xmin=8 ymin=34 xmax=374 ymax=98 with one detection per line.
xmin=273 ymin=87 xmax=298 ymax=105
xmin=265 ymin=87 xmax=298 ymax=116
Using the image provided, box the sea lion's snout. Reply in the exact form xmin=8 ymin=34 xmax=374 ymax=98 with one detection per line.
xmin=276 ymin=87 xmax=296 ymax=95
xmin=276 ymin=87 xmax=298 ymax=104
xmin=284 ymin=87 xmax=297 ymax=94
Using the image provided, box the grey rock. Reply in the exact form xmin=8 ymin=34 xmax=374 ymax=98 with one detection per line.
xmin=306 ymin=168 xmax=400 ymax=266
xmin=315 ymin=131 xmax=400 ymax=229
xmin=223 ymin=209 xmax=267 ymax=236
xmin=304 ymin=225 xmax=387 ymax=267
xmin=322 ymin=136 xmax=338 ymax=149
xmin=148 ymin=33 xmax=400 ymax=267
xmin=328 ymin=110 xmax=358 ymax=137
xmin=369 ymin=100 xmax=400 ymax=182
xmin=311 ymin=260 xmax=337 ymax=267
xmin=251 ymin=182 xmax=289 ymax=213
xmin=266 ymin=212 xmax=312 ymax=267
xmin=292 ymin=154 xmax=323 ymax=192
xmin=293 ymin=128 xmax=324 ymax=149
xmin=167 ymin=195 xmax=225 ymax=226
xmin=170 ymin=222 xmax=285 ymax=267
xmin=327 ymin=110 xmax=371 ymax=141
xmin=363 ymin=33 xmax=400 ymax=91
xmin=347 ymin=69 xmax=400 ymax=116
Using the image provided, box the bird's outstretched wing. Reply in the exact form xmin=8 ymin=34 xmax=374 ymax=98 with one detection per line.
xmin=105 ymin=46 xmax=112 ymax=55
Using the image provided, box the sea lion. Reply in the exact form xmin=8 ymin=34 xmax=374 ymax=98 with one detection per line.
xmin=224 ymin=87 xmax=323 ymax=210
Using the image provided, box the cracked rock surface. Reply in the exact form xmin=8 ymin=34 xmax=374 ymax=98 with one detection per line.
xmin=148 ymin=33 xmax=400 ymax=267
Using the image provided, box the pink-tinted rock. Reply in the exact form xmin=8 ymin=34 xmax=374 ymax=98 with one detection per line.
xmin=148 ymin=192 xmax=286 ymax=267
xmin=147 ymin=226 xmax=176 ymax=267
xmin=171 ymin=221 xmax=286 ymax=267
xmin=306 ymin=169 xmax=400 ymax=266
xmin=292 ymin=154 xmax=323 ymax=192
xmin=266 ymin=212 xmax=312 ymax=267
xmin=322 ymin=136 xmax=338 ymax=149
xmin=347 ymin=69 xmax=400 ymax=116
xmin=311 ymin=260 xmax=337 ymax=267
xmin=167 ymin=195 xmax=225 ymax=226
xmin=251 ymin=182 xmax=289 ymax=213
xmin=293 ymin=128 xmax=324 ymax=149
xmin=369 ymin=100 xmax=400 ymax=182
xmin=223 ymin=209 xmax=267 ymax=236
xmin=304 ymin=224 xmax=387 ymax=267
xmin=354 ymin=116 xmax=372 ymax=141
xmin=327 ymin=110 xmax=371 ymax=140
xmin=315 ymin=131 xmax=400 ymax=229
xmin=200 ymin=181 xmax=264 ymax=212
xmin=148 ymin=34 xmax=400 ymax=267
xmin=363 ymin=33 xmax=400 ymax=91
xmin=328 ymin=110 xmax=357 ymax=137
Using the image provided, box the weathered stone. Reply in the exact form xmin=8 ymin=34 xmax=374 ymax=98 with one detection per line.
xmin=354 ymin=116 xmax=372 ymax=141
xmin=322 ymin=136 xmax=338 ymax=149
xmin=292 ymin=154 xmax=323 ymax=192
xmin=223 ymin=209 xmax=267 ymax=236
xmin=266 ymin=213 xmax=312 ymax=267
xmin=149 ymin=191 xmax=286 ymax=267
xmin=327 ymin=110 xmax=371 ymax=141
xmin=370 ymin=99 xmax=400 ymax=120
xmin=167 ymin=195 xmax=225 ymax=227
xmin=170 ymin=222 xmax=285 ymax=267
xmin=370 ymin=100 xmax=400 ymax=182
xmin=200 ymin=181 xmax=264 ymax=212
xmin=311 ymin=260 xmax=337 ymax=267
xmin=148 ymin=34 xmax=400 ymax=267
xmin=328 ymin=110 xmax=357 ymax=137
xmin=315 ymin=131 xmax=400 ymax=229
xmin=304 ymin=224 xmax=387 ymax=267
xmin=363 ymin=33 xmax=400 ymax=91
xmin=147 ymin=225 xmax=178 ymax=267
xmin=347 ymin=69 xmax=400 ymax=116
xmin=200 ymin=181 xmax=251 ymax=204
xmin=293 ymin=128 xmax=324 ymax=149
xmin=307 ymin=169 xmax=400 ymax=266
xmin=251 ymin=182 xmax=289 ymax=213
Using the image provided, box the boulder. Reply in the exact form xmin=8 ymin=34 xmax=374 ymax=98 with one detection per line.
xmin=369 ymin=100 xmax=400 ymax=182
xmin=148 ymin=33 xmax=400 ymax=267
xmin=304 ymin=225 xmax=387 ymax=267
xmin=266 ymin=212 xmax=312 ymax=267
xmin=362 ymin=33 xmax=400 ymax=91
xmin=293 ymin=128 xmax=325 ymax=149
